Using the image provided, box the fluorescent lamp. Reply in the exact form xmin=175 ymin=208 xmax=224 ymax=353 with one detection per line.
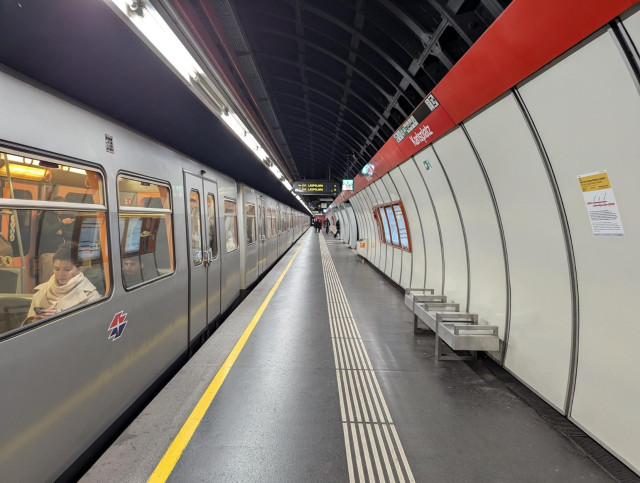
xmin=108 ymin=0 xmax=203 ymax=82
xmin=269 ymin=164 xmax=282 ymax=179
xmin=0 ymin=163 xmax=47 ymax=181
xmin=282 ymin=180 xmax=292 ymax=191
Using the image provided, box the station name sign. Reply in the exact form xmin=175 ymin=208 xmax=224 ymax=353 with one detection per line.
xmin=293 ymin=180 xmax=339 ymax=195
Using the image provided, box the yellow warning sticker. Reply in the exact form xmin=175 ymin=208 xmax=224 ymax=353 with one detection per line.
xmin=578 ymin=171 xmax=611 ymax=192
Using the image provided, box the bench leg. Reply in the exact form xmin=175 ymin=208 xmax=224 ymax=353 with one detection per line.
xmin=435 ymin=322 xmax=476 ymax=361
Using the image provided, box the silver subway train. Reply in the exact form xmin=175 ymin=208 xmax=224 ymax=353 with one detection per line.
xmin=0 ymin=68 xmax=309 ymax=481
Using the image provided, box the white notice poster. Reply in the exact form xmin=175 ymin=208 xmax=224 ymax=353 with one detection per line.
xmin=577 ymin=170 xmax=624 ymax=237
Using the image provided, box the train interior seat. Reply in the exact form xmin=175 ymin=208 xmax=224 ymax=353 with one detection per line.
xmin=65 ymin=192 xmax=95 ymax=204
xmin=0 ymin=268 xmax=21 ymax=293
xmin=0 ymin=294 xmax=32 ymax=334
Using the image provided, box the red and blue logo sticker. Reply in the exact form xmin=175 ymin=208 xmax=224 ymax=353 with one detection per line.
xmin=108 ymin=311 xmax=128 ymax=341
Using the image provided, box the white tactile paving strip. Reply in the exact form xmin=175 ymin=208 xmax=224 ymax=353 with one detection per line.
xmin=320 ymin=234 xmax=415 ymax=483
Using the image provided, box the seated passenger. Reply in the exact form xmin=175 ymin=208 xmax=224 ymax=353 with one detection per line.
xmin=122 ymin=256 xmax=144 ymax=287
xmin=22 ymin=242 xmax=100 ymax=326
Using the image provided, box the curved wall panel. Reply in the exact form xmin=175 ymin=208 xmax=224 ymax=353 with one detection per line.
xmin=396 ymin=163 xmax=426 ymax=289
xmin=382 ymin=175 xmax=402 ymax=284
xmin=345 ymin=203 xmax=358 ymax=248
xmin=405 ymin=159 xmax=444 ymax=294
xmin=389 ymin=168 xmax=419 ymax=288
xmin=464 ymin=93 xmax=573 ymax=411
xmin=431 ymin=128 xmax=507 ymax=340
xmin=621 ymin=5 xmax=640 ymax=43
xmin=519 ymin=28 xmax=640 ymax=471
xmin=414 ymin=146 xmax=468 ymax=308
xmin=364 ymin=186 xmax=382 ymax=269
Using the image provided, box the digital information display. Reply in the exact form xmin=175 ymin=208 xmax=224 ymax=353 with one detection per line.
xmin=293 ymin=180 xmax=339 ymax=195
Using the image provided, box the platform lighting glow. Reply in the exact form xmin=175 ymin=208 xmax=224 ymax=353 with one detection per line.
xmin=108 ymin=0 xmax=203 ymax=82
xmin=269 ymin=164 xmax=282 ymax=180
xmin=221 ymin=111 xmax=269 ymax=162
xmin=282 ymin=180 xmax=293 ymax=191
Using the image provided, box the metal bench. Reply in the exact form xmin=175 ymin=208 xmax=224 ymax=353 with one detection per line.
xmin=406 ymin=292 xmax=500 ymax=361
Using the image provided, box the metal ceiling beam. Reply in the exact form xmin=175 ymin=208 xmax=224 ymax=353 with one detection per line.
xmin=274 ymin=91 xmax=388 ymax=146
xmin=257 ymin=52 xmax=404 ymax=116
xmin=267 ymin=74 xmax=397 ymax=133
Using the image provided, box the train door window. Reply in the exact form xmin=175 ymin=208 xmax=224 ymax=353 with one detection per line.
xmin=267 ymin=208 xmax=276 ymax=237
xmin=224 ymin=199 xmax=238 ymax=253
xmin=245 ymin=203 xmax=256 ymax=245
xmin=0 ymin=149 xmax=109 ymax=336
xmin=118 ymin=176 xmax=175 ymax=288
xmin=206 ymin=194 xmax=218 ymax=259
xmin=188 ymin=190 xmax=202 ymax=266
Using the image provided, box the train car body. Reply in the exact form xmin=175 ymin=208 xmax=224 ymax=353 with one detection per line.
xmin=0 ymin=68 xmax=306 ymax=481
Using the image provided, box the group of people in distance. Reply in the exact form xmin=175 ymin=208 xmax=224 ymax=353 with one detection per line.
xmin=313 ymin=218 xmax=340 ymax=238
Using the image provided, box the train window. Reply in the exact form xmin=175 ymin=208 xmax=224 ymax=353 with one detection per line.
xmin=393 ymin=203 xmax=410 ymax=250
xmin=207 ymin=194 xmax=218 ymax=259
xmin=373 ymin=202 xmax=411 ymax=251
xmin=245 ymin=203 xmax=256 ymax=245
xmin=385 ymin=206 xmax=399 ymax=246
xmin=188 ymin=190 xmax=203 ymax=266
xmin=378 ymin=207 xmax=391 ymax=243
xmin=267 ymin=208 xmax=276 ymax=238
xmin=0 ymin=149 xmax=108 ymax=336
xmin=118 ymin=176 xmax=175 ymax=287
xmin=224 ymin=199 xmax=238 ymax=253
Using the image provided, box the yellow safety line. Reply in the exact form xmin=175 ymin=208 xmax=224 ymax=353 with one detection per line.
xmin=148 ymin=239 xmax=307 ymax=482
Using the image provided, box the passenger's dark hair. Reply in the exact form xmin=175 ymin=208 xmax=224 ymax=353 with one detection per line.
xmin=53 ymin=242 xmax=81 ymax=267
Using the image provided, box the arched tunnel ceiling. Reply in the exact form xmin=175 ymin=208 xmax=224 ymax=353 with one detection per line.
xmin=202 ymin=0 xmax=511 ymax=196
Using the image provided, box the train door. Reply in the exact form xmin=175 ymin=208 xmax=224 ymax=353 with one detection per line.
xmin=184 ymin=172 xmax=221 ymax=343
xmin=257 ymin=196 xmax=267 ymax=275
xmin=204 ymin=181 xmax=221 ymax=323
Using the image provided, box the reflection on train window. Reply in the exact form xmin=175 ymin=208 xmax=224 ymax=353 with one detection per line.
xmin=207 ymin=194 xmax=218 ymax=259
xmin=188 ymin=190 xmax=202 ymax=265
xmin=267 ymin=208 xmax=276 ymax=238
xmin=373 ymin=202 xmax=411 ymax=251
xmin=0 ymin=150 xmax=108 ymax=336
xmin=245 ymin=203 xmax=256 ymax=245
xmin=117 ymin=176 xmax=175 ymax=287
xmin=224 ymin=199 xmax=238 ymax=253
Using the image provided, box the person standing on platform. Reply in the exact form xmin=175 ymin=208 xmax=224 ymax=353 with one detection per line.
xmin=325 ymin=218 xmax=330 ymax=234
xmin=334 ymin=219 xmax=340 ymax=238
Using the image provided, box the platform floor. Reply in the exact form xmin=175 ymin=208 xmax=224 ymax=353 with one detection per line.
xmin=82 ymin=230 xmax=612 ymax=482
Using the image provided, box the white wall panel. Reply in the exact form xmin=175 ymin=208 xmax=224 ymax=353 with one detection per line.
xmin=414 ymin=146 xmax=467 ymax=307
xmin=345 ymin=203 xmax=358 ymax=248
xmin=390 ymin=167 xmax=418 ymax=288
xmin=465 ymin=93 xmax=573 ymax=411
xmin=401 ymin=159 xmax=442 ymax=292
xmin=363 ymin=187 xmax=381 ymax=266
xmin=622 ymin=6 xmax=640 ymax=47
xmin=354 ymin=195 xmax=370 ymax=254
xmin=351 ymin=195 xmax=370 ymax=259
xmin=370 ymin=183 xmax=389 ymax=275
xmin=519 ymin=29 xmax=640 ymax=471
xmin=375 ymin=180 xmax=395 ymax=279
xmin=382 ymin=175 xmax=402 ymax=284
xmin=433 ymin=128 xmax=506 ymax=333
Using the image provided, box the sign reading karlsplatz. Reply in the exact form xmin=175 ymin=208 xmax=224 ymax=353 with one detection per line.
xmin=409 ymin=125 xmax=434 ymax=146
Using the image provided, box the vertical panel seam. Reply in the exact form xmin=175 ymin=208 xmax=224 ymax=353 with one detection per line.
xmin=460 ymin=123 xmax=512 ymax=365
xmin=513 ymin=87 xmax=580 ymax=417
xmin=431 ymin=144 xmax=471 ymax=312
